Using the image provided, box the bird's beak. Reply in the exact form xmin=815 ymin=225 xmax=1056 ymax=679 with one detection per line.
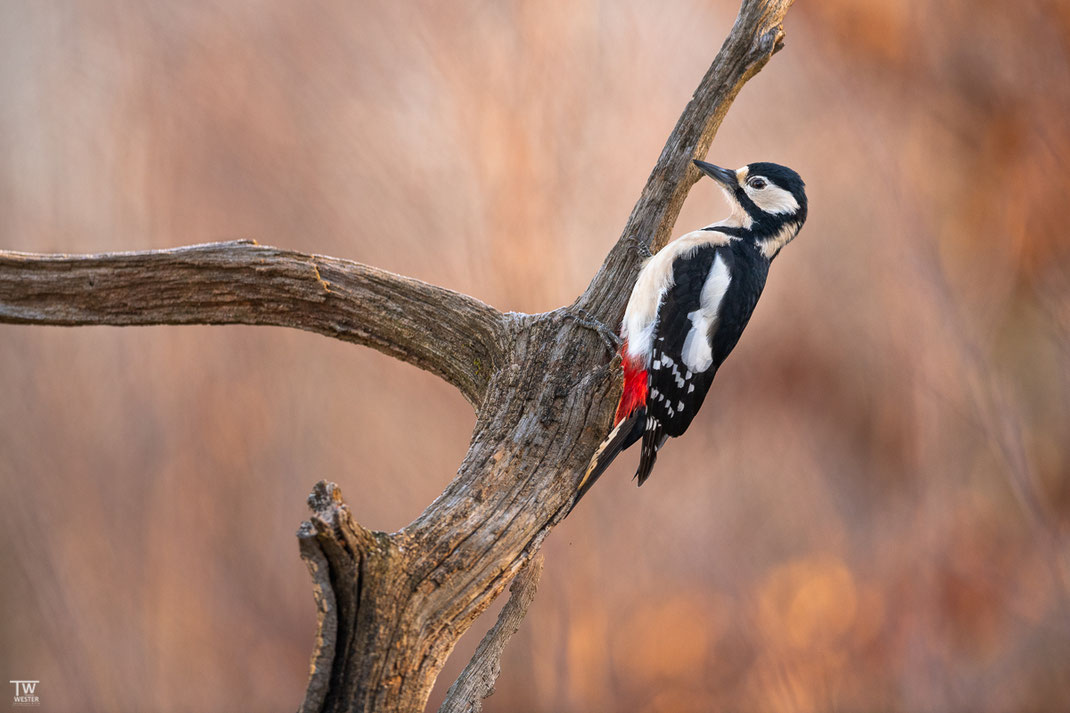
xmin=693 ymin=160 xmax=738 ymax=190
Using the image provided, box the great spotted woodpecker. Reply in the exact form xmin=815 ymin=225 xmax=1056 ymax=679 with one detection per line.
xmin=576 ymin=159 xmax=808 ymax=500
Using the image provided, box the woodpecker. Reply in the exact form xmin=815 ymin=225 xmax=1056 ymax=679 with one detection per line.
xmin=576 ymin=159 xmax=808 ymax=501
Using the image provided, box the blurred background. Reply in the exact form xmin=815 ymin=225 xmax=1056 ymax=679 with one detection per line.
xmin=2 ymin=1 xmax=1069 ymax=711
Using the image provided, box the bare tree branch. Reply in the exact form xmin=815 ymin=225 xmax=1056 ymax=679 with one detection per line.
xmin=438 ymin=554 xmax=544 ymax=713
xmin=579 ymin=0 xmax=796 ymax=325
xmin=0 ymin=1 xmax=798 ymax=711
xmin=0 ymin=240 xmax=507 ymax=406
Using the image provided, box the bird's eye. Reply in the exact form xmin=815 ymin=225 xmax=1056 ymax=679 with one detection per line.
xmin=748 ymin=177 xmax=767 ymax=190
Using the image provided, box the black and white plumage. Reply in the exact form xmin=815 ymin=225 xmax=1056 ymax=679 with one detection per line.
xmin=576 ymin=160 xmax=808 ymax=502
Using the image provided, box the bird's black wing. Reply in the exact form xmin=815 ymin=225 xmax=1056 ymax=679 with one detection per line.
xmin=632 ymin=239 xmax=770 ymax=485
xmin=631 ymin=244 xmax=728 ymax=484
xmin=645 ymin=245 xmax=728 ymax=439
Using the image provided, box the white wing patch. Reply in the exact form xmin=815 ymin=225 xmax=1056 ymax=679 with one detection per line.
xmin=622 ymin=231 xmax=733 ymax=365
xmin=680 ymin=254 xmax=731 ymax=373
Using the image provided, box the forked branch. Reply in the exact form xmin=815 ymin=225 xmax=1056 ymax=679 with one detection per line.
xmin=282 ymin=3 xmax=799 ymax=711
xmin=438 ymin=555 xmax=544 ymax=713
xmin=0 ymin=1 xmax=798 ymax=711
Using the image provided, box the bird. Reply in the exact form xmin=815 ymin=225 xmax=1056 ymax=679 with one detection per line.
xmin=575 ymin=159 xmax=808 ymax=502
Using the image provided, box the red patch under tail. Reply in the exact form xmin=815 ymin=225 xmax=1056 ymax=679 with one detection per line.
xmin=614 ymin=341 xmax=648 ymax=426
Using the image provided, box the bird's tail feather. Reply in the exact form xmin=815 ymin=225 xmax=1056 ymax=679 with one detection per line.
xmin=572 ymin=408 xmax=645 ymax=508
xmin=635 ymin=420 xmax=665 ymax=486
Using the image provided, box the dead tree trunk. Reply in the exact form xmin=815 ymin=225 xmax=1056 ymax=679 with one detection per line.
xmin=0 ymin=2 xmax=796 ymax=711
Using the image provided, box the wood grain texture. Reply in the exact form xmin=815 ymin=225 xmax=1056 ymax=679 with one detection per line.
xmin=0 ymin=240 xmax=506 ymax=407
xmin=438 ymin=555 xmax=544 ymax=713
xmin=0 ymin=2 xmax=796 ymax=711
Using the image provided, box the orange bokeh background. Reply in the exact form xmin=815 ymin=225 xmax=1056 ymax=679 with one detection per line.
xmin=2 ymin=1 xmax=1068 ymax=711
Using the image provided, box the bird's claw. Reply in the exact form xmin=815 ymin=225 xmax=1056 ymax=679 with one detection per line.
xmin=634 ymin=238 xmax=654 ymax=260
xmin=563 ymin=308 xmax=622 ymax=356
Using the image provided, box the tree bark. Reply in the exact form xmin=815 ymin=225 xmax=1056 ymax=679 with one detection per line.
xmin=0 ymin=1 xmax=796 ymax=711
xmin=0 ymin=240 xmax=506 ymax=407
xmin=437 ymin=554 xmax=544 ymax=713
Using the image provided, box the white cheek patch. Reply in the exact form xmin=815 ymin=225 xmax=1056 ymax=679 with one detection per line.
xmin=748 ymin=184 xmax=799 ymax=215
xmin=680 ymin=254 xmax=731 ymax=373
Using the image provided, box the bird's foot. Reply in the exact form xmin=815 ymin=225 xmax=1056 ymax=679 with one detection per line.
xmin=633 ymin=237 xmax=654 ymax=260
xmin=563 ymin=308 xmax=622 ymax=356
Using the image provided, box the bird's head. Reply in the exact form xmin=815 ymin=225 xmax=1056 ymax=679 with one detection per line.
xmin=693 ymin=159 xmax=807 ymax=259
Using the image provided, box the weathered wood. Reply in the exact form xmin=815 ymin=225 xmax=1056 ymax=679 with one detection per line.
xmin=282 ymin=3 xmax=796 ymax=702
xmin=0 ymin=240 xmax=506 ymax=407
xmin=439 ymin=555 xmax=544 ymax=713
xmin=0 ymin=2 xmax=797 ymax=711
